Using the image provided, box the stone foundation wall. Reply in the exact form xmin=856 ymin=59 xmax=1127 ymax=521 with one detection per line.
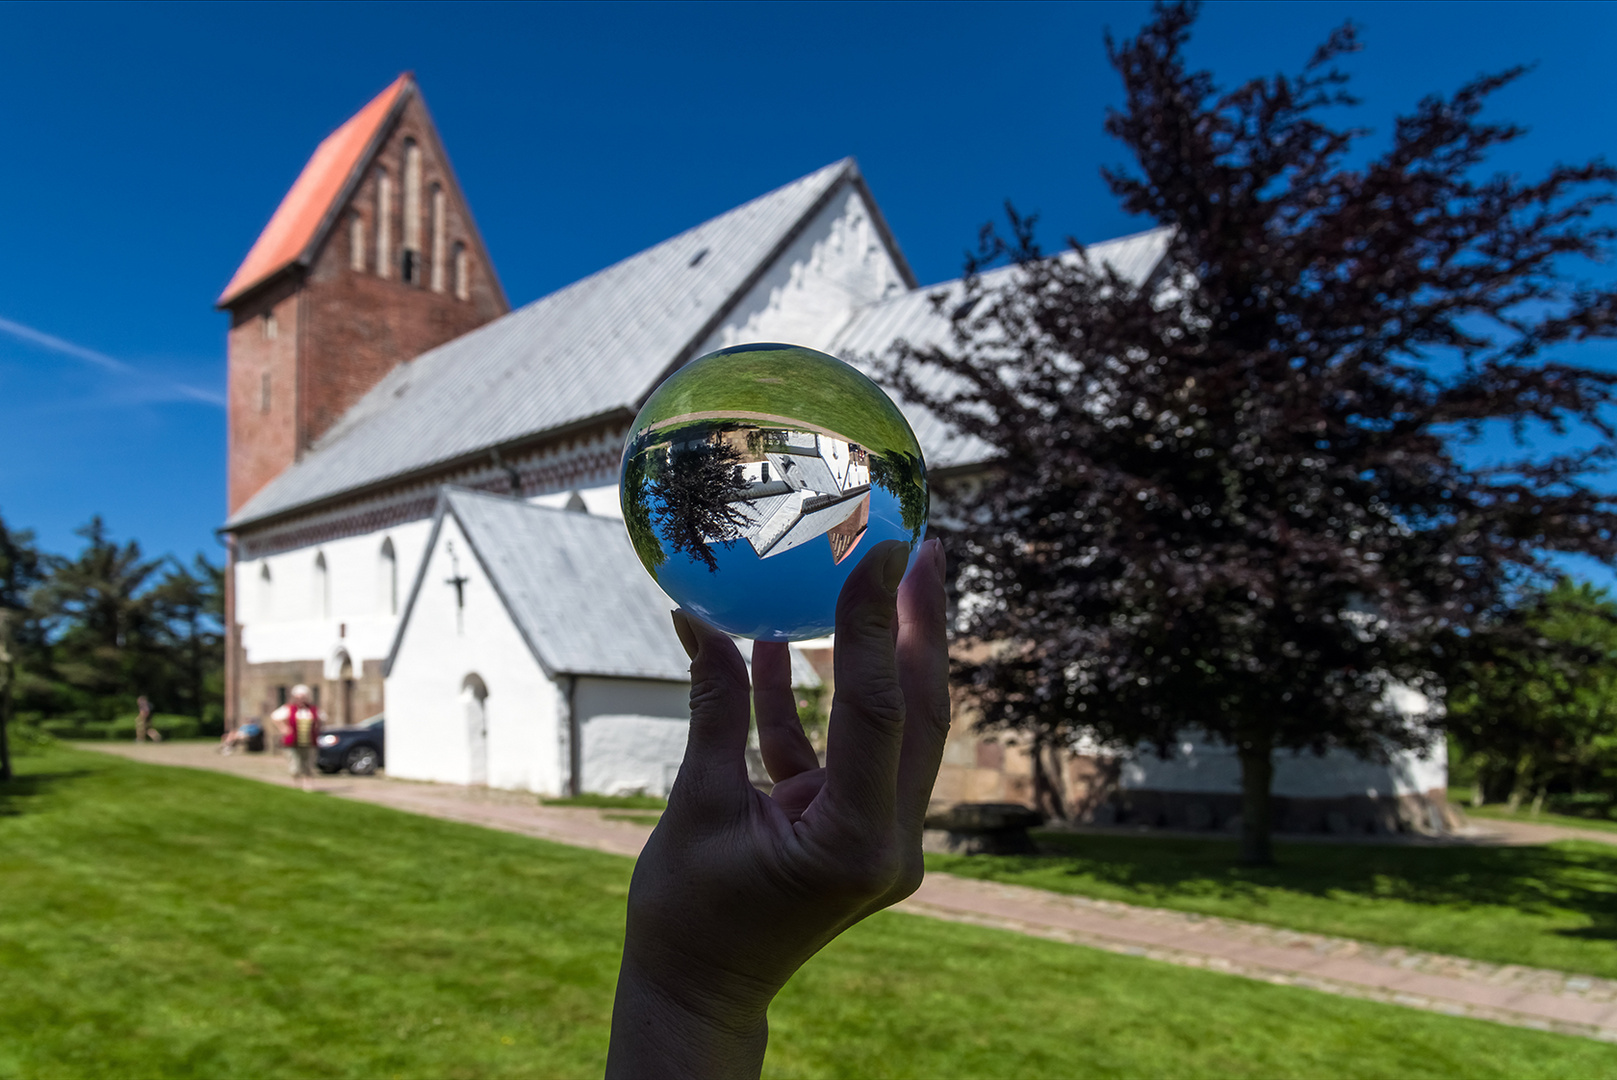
xmin=239 ymin=658 xmax=384 ymax=729
xmin=1105 ymin=787 xmax=1463 ymax=837
xmin=931 ymin=711 xmax=1459 ymax=836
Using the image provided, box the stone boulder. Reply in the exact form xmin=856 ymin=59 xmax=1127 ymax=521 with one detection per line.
xmin=923 ymin=802 xmax=1045 ymax=855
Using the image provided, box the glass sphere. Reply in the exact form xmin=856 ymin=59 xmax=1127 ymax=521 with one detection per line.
xmin=620 ymin=342 xmax=929 ymax=641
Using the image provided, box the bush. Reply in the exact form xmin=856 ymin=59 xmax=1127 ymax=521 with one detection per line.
xmin=37 ymin=714 xmax=203 ymax=741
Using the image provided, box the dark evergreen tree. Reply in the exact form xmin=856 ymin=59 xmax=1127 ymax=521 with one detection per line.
xmin=0 ymin=513 xmax=44 ymax=782
xmin=33 ymin=517 xmax=166 ymax=722
xmin=884 ymin=2 xmax=1617 ymax=862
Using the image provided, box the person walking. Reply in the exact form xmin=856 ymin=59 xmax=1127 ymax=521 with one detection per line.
xmin=133 ymin=695 xmax=162 ymax=743
xmin=272 ymin=685 xmax=322 ymax=791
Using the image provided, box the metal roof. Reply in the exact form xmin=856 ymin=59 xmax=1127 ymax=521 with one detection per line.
xmin=830 ymin=226 xmax=1175 ymax=469
xmin=228 ymin=158 xmax=864 ymax=529
xmin=389 ymin=488 xmax=824 ymax=686
xmin=218 ymin=75 xmax=412 ymax=307
xmin=404 ymin=489 xmax=692 ymax=681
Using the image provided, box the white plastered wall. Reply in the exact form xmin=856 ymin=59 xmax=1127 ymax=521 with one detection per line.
xmin=696 ymin=187 xmax=906 ymax=356
xmin=236 ymin=518 xmax=433 ymax=668
xmin=576 ymin=676 xmax=691 ymax=797
xmin=1121 ymin=686 xmax=1447 ymax=799
xmin=384 ymin=514 xmax=563 ymax=794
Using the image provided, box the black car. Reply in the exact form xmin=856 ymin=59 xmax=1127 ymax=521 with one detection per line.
xmin=316 ymin=716 xmax=384 ymax=775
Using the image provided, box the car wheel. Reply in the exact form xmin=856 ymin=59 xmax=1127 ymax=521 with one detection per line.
xmin=345 ymin=744 xmax=380 ymax=776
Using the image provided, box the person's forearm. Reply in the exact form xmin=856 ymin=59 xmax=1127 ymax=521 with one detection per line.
xmin=606 ymin=955 xmax=770 ymax=1080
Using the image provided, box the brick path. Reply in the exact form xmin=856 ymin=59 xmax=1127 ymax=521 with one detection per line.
xmin=82 ymin=742 xmax=1617 ymax=1042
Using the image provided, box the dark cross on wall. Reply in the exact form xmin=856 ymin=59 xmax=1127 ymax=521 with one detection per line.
xmin=445 ymin=542 xmax=470 ymax=634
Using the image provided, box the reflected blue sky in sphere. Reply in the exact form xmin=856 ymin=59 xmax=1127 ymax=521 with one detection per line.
xmin=620 ymin=343 xmax=929 ymax=641
xmin=651 ymin=480 xmax=916 ymax=641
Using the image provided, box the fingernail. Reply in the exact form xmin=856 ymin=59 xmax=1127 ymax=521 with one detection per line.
xmin=671 ymin=610 xmax=699 ymax=660
xmin=880 ymin=543 xmax=910 ymax=595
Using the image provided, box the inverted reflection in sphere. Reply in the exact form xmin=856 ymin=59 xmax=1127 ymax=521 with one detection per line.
xmin=620 ymin=343 xmax=929 ymax=641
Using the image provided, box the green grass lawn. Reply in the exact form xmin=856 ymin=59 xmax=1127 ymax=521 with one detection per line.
xmin=3 ymin=748 xmax=1615 ymax=1079
xmin=1447 ymin=788 xmax=1617 ymax=836
xmin=927 ymin=830 xmax=1617 ymax=978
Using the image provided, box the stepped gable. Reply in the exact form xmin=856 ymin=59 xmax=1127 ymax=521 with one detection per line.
xmin=226 ymin=159 xmax=876 ymax=528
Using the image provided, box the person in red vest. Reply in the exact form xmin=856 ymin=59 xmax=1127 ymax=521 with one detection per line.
xmin=271 ymin=684 xmax=322 ymax=791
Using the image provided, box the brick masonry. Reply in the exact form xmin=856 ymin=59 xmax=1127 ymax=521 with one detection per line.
xmin=224 ymin=90 xmax=507 ymax=518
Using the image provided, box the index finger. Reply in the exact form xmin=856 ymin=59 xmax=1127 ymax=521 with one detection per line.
xmin=822 ymin=540 xmax=912 ymax=828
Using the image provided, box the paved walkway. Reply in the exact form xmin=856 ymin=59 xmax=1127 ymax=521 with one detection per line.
xmin=82 ymin=742 xmax=1617 ymax=1043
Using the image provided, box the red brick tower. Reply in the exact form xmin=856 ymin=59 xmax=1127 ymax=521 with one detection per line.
xmin=219 ymin=73 xmax=508 ymax=516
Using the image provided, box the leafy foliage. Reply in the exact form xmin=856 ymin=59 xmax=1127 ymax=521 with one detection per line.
xmin=882 ymin=2 xmax=1617 ymax=862
xmin=1449 ymin=579 xmax=1617 ymax=813
xmin=0 ymin=511 xmax=223 ymax=774
xmin=650 ymin=435 xmax=750 ymax=573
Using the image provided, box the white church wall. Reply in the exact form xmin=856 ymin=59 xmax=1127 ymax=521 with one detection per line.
xmin=385 ymin=514 xmax=563 ymax=794
xmin=529 ymin=483 xmax=623 ymax=520
xmin=1120 ymin=735 xmax=1447 ymax=798
xmin=695 ymin=187 xmax=906 ymax=357
xmin=237 ymin=518 xmax=433 ymax=666
xmin=575 ymin=676 xmax=691 ymax=798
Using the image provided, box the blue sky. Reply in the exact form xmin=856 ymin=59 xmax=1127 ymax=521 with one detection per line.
xmin=1 ymin=0 xmax=1613 ymax=576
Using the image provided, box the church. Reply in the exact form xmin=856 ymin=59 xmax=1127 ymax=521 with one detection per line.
xmin=220 ymin=75 xmax=1448 ymax=829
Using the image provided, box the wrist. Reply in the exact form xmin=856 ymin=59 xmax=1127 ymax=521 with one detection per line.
xmin=607 ymin=950 xmax=772 ymax=1080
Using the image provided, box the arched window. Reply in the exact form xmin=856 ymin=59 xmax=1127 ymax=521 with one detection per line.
xmin=313 ymin=551 xmax=330 ymax=619
xmin=261 ymin=311 xmax=277 ymax=340
xmin=375 ymin=168 xmax=392 ymax=279
xmin=379 ymin=537 xmax=398 ymax=615
xmin=349 ymin=212 xmax=365 ymax=271
xmin=453 ymin=241 xmax=469 ymax=301
xmin=257 ymin=563 xmax=273 ymax=620
xmin=260 ymin=372 xmax=271 ymax=414
xmin=401 ymin=139 xmax=422 ymax=284
xmin=430 ymin=184 xmax=447 ymax=293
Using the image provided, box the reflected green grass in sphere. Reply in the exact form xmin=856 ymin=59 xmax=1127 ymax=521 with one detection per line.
xmin=620 ymin=343 xmax=929 ymax=641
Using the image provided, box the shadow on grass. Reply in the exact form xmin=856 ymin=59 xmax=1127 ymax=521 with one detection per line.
xmin=946 ymin=831 xmax=1617 ymax=941
xmin=0 ymin=769 xmax=95 ymax=817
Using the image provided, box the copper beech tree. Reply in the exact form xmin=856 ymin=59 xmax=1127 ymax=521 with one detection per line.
xmin=884 ymin=2 xmax=1617 ymax=864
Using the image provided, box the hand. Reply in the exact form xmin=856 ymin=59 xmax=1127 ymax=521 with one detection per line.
xmin=606 ymin=537 xmax=950 ymax=1080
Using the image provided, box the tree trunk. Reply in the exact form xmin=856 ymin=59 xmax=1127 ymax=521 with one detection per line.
xmin=1030 ymin=736 xmax=1067 ymax=821
xmin=0 ymin=612 xmax=13 ymax=783
xmin=1237 ymin=736 xmax=1276 ymax=866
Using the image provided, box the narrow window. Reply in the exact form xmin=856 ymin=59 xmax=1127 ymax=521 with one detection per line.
xmin=349 ymin=212 xmax=365 ymax=271
xmin=375 ymin=168 xmax=392 ymax=279
xmin=313 ymin=551 xmax=330 ymax=619
xmin=260 ymin=372 xmax=271 ymax=414
xmin=453 ymin=241 xmax=469 ymax=301
xmin=430 ymin=184 xmax=447 ymax=293
xmin=379 ymin=537 xmax=398 ymax=615
xmin=402 ymin=139 xmax=422 ymax=284
xmin=258 ymin=563 xmax=273 ymax=620
xmin=261 ymin=311 xmax=278 ymax=340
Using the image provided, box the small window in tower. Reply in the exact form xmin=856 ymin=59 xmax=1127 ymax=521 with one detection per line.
xmin=349 ymin=212 xmax=365 ymax=271
xmin=261 ymin=312 xmax=278 ymax=340
xmin=453 ymin=241 xmax=469 ymax=301
xmin=376 ymin=168 xmax=392 ymax=280
xmin=430 ymin=184 xmax=447 ymax=293
xmin=402 ymin=138 xmax=423 ymax=285
xmin=260 ymin=372 xmax=271 ymax=414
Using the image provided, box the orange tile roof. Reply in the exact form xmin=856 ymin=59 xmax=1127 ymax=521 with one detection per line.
xmin=218 ymin=74 xmax=412 ymax=307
